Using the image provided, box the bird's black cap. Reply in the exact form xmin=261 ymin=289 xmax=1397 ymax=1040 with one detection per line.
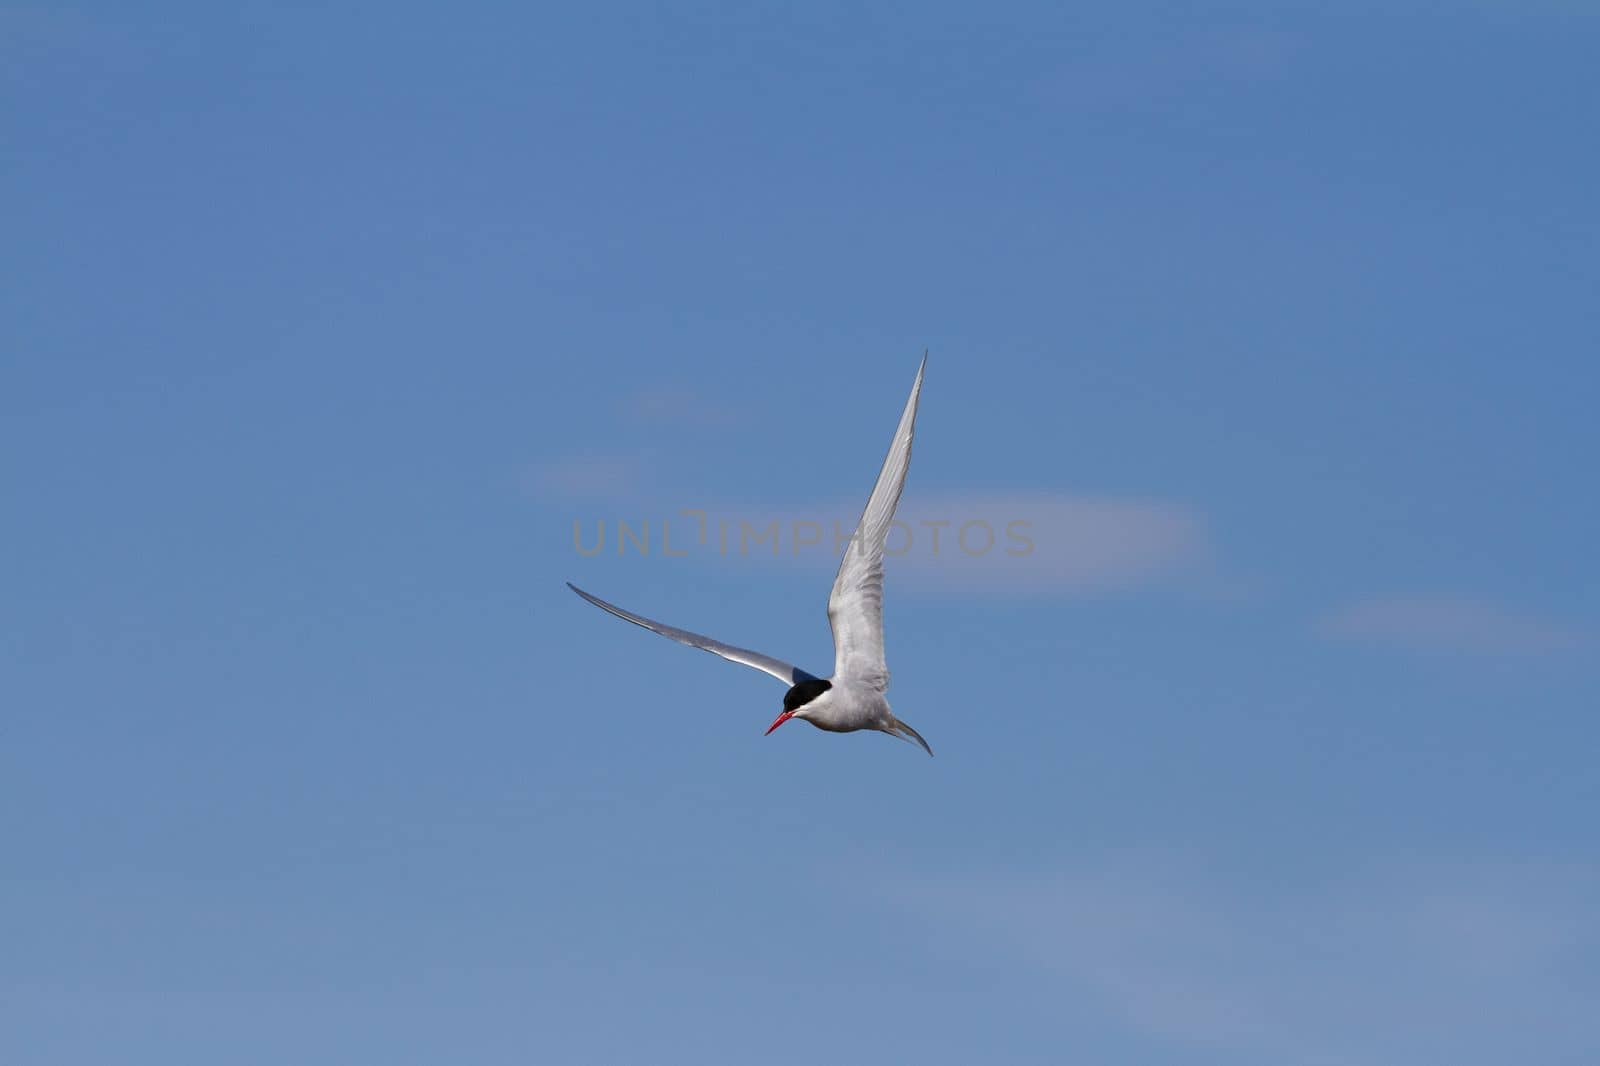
xmin=783 ymin=678 xmax=832 ymax=712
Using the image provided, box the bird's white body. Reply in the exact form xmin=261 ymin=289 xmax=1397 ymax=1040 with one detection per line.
xmin=568 ymin=356 xmax=932 ymax=755
xmin=789 ymin=679 xmax=889 ymax=733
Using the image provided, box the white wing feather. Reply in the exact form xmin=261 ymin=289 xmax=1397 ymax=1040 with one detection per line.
xmin=827 ymin=355 xmax=925 ymax=691
xmin=567 ymin=583 xmax=819 ymax=686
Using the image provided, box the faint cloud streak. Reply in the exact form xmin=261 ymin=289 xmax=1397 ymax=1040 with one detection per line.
xmin=554 ymin=491 xmax=1209 ymax=597
xmin=874 ymin=856 xmax=1600 ymax=1065
xmin=891 ymin=494 xmax=1205 ymax=595
xmin=1320 ymin=598 xmax=1595 ymax=654
xmin=526 ymin=456 xmax=641 ymax=500
xmin=621 ymin=386 xmax=744 ymax=429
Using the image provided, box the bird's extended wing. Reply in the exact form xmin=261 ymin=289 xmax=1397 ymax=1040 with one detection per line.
xmin=567 ymin=583 xmax=819 ymax=686
xmin=827 ymin=355 xmax=925 ymax=691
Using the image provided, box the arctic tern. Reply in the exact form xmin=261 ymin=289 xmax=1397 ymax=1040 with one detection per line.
xmin=567 ymin=355 xmax=932 ymax=755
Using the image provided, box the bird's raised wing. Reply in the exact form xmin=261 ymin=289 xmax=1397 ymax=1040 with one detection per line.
xmin=567 ymin=583 xmax=819 ymax=686
xmin=827 ymin=355 xmax=925 ymax=692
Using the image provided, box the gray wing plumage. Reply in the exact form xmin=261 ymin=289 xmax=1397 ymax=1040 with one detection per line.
xmin=567 ymin=583 xmax=819 ymax=686
xmin=827 ymin=355 xmax=926 ymax=692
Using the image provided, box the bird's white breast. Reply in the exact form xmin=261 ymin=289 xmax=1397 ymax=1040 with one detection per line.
xmin=798 ymin=680 xmax=891 ymax=733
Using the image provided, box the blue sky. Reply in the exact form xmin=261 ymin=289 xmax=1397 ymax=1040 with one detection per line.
xmin=4 ymin=3 xmax=1598 ymax=1063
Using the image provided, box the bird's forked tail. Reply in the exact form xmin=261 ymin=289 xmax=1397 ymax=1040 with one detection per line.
xmin=886 ymin=716 xmax=933 ymax=757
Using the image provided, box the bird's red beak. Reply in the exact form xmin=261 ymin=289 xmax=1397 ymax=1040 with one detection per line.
xmin=765 ymin=710 xmax=794 ymax=736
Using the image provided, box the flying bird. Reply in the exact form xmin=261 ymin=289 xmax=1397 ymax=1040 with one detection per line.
xmin=567 ymin=355 xmax=932 ymax=755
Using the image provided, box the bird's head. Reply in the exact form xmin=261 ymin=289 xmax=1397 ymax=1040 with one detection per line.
xmin=766 ymin=678 xmax=833 ymax=735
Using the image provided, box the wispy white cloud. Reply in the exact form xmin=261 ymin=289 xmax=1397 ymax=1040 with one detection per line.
xmin=0 ymin=5 xmax=142 ymax=62
xmin=554 ymin=492 xmax=1208 ymax=596
xmin=525 ymin=456 xmax=641 ymax=500
xmin=1037 ymin=25 xmax=1303 ymax=110
xmin=873 ymin=856 xmax=1600 ymax=1065
xmin=620 ymin=385 xmax=744 ymax=429
xmin=889 ymin=494 xmax=1205 ymax=594
xmin=1320 ymin=598 xmax=1595 ymax=654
